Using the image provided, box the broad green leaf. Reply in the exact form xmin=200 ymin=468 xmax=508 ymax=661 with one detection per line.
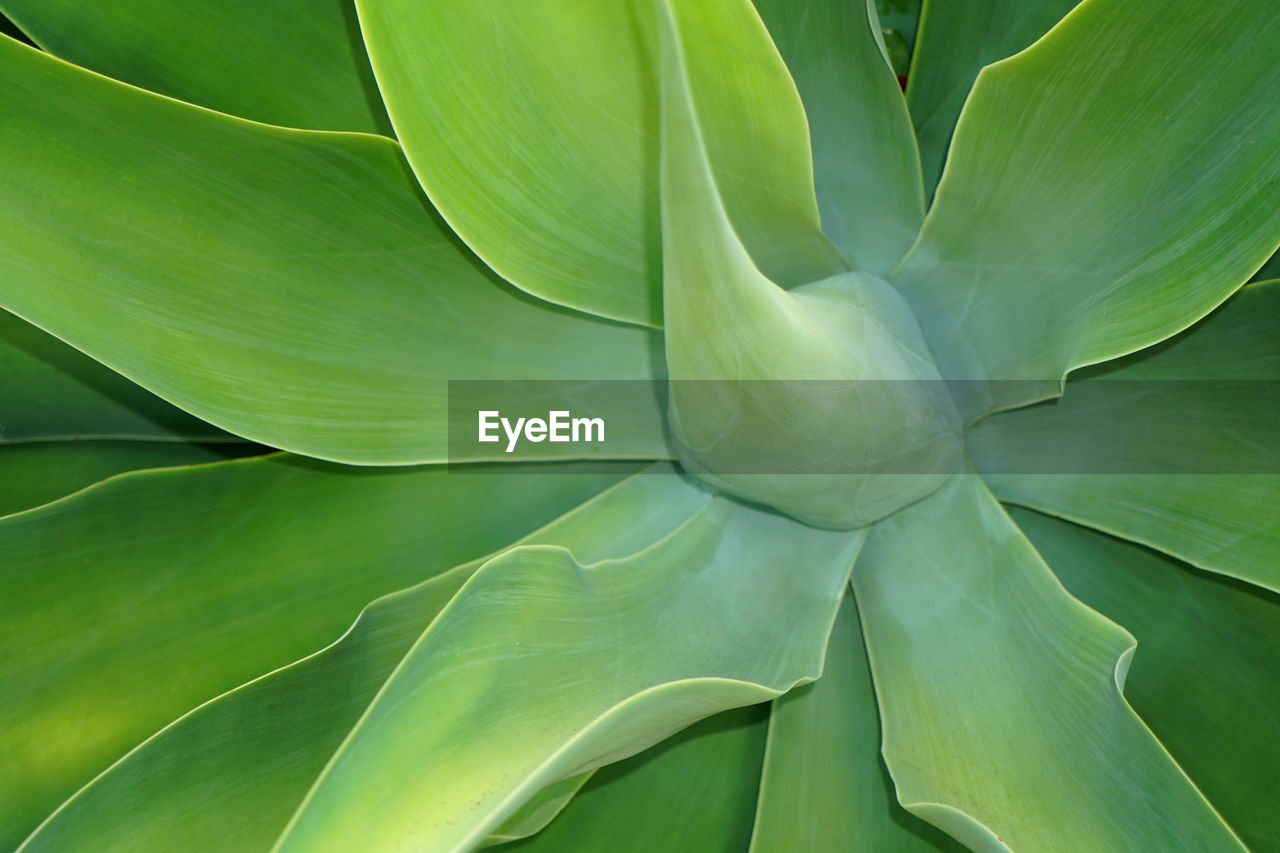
xmin=754 ymin=0 xmax=924 ymax=276
xmin=1 ymin=311 xmax=231 ymax=443
xmin=274 ymin=498 xmax=865 ymax=852
xmin=749 ymin=591 xmax=962 ymax=852
xmin=0 ymin=0 xmax=389 ymax=132
xmin=507 ymin=705 xmax=768 ymax=853
xmin=658 ymin=0 xmax=959 ymax=529
xmin=1014 ymin=508 xmax=1280 ymax=852
xmin=0 ymin=454 xmax=628 ymax=850
xmin=0 ymin=441 xmax=257 ymax=518
xmin=906 ymin=0 xmax=1078 ymax=200
xmin=970 ymin=281 xmax=1280 ymax=593
xmin=892 ymin=0 xmax=1280 ymax=418
xmin=355 ymin=0 xmax=847 ymax=326
xmin=0 ymin=37 xmax=668 ymax=464
xmin=851 ymin=475 xmax=1243 ymax=851
xmin=17 ymin=465 xmax=698 ymax=853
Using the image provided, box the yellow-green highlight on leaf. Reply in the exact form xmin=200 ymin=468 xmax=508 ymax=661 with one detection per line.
xmin=354 ymin=0 xmax=847 ymax=326
xmin=482 ymin=773 xmax=594 ymax=848
xmin=0 ymin=310 xmax=233 ymax=444
xmin=0 ymin=441 xmax=259 ymax=519
xmin=506 ymin=705 xmax=768 ymax=853
xmin=658 ymin=0 xmax=959 ymax=529
xmin=0 ymin=454 xmax=630 ymax=851
xmin=749 ymin=591 xmax=963 ymax=852
xmin=970 ymin=281 xmax=1280 ymax=594
xmin=852 ymin=474 xmax=1245 ymax=852
xmin=1014 ymin=508 xmax=1280 ymax=852
xmin=0 ymin=37 xmax=668 ymax=465
xmin=754 ymin=0 xmax=925 ymax=276
xmin=16 ymin=465 xmax=698 ymax=853
xmin=0 ymin=0 xmax=390 ymax=132
xmin=906 ymin=0 xmax=1079 ymax=201
xmin=892 ymin=0 xmax=1280 ymax=419
xmin=273 ymin=498 xmax=865 ymax=853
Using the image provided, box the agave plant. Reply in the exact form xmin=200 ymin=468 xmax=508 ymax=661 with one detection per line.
xmin=1 ymin=0 xmax=1277 ymax=849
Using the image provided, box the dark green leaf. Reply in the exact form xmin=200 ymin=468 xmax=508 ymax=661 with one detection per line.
xmin=0 ymin=0 xmax=389 ymax=132
xmin=1014 ymin=508 xmax=1280 ymax=851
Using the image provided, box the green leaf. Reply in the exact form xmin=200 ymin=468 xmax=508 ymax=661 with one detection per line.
xmin=1013 ymin=508 xmax=1280 ymax=852
xmin=0 ymin=0 xmax=389 ymax=132
xmin=0 ymin=441 xmax=257 ymax=518
xmin=970 ymin=281 xmax=1280 ymax=593
xmin=16 ymin=465 xmax=695 ymax=853
xmin=874 ymin=0 xmax=923 ymax=59
xmin=892 ymin=0 xmax=1280 ymax=418
xmin=753 ymin=0 xmax=924 ymax=275
xmin=851 ymin=475 xmax=1244 ymax=851
xmin=906 ymin=0 xmax=1078 ymax=201
xmin=506 ymin=705 xmax=768 ymax=853
xmin=1251 ymin=252 xmax=1280 ymax=283
xmin=482 ymin=774 xmax=594 ymax=848
xmin=0 ymin=37 xmax=668 ymax=464
xmin=355 ymin=0 xmax=846 ymax=326
xmin=657 ymin=0 xmax=960 ymax=529
xmin=1 ymin=311 xmax=231 ymax=443
xmin=749 ymin=591 xmax=962 ymax=852
xmin=0 ymin=454 xmax=629 ymax=850
xmin=273 ymin=498 xmax=864 ymax=852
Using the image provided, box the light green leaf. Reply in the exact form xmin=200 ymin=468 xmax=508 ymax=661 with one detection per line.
xmin=355 ymin=0 xmax=846 ymax=326
xmin=753 ymin=0 xmax=924 ymax=275
xmin=970 ymin=281 xmax=1280 ymax=593
xmin=0 ymin=37 xmax=668 ymax=464
xmin=851 ymin=474 xmax=1243 ymax=851
xmin=0 ymin=441 xmax=257 ymax=518
xmin=273 ymin=498 xmax=865 ymax=853
xmin=658 ymin=0 xmax=959 ymax=529
xmin=749 ymin=591 xmax=962 ymax=852
xmin=892 ymin=0 xmax=1280 ymax=418
xmin=16 ymin=465 xmax=695 ymax=853
xmin=0 ymin=0 xmax=389 ymax=132
xmin=1 ymin=310 xmax=231 ymax=443
xmin=0 ymin=454 xmax=628 ymax=850
xmin=506 ymin=705 xmax=768 ymax=852
xmin=906 ymin=0 xmax=1078 ymax=200
xmin=1013 ymin=508 xmax=1280 ymax=852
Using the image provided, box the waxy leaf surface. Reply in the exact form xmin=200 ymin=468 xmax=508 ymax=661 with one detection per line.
xmin=0 ymin=0 xmax=388 ymax=131
xmin=754 ymin=0 xmax=924 ymax=275
xmin=0 ymin=37 xmax=667 ymax=464
xmin=852 ymin=475 xmax=1243 ymax=851
xmin=1015 ymin=508 xmax=1280 ymax=851
xmin=893 ymin=0 xmax=1280 ymax=417
xmin=749 ymin=592 xmax=962 ymax=852
xmin=356 ymin=0 xmax=846 ymax=325
xmin=971 ymin=281 xmax=1280 ymax=593
xmin=274 ymin=498 xmax=864 ymax=852
xmin=0 ymin=454 xmax=626 ymax=849
xmin=18 ymin=467 xmax=693 ymax=853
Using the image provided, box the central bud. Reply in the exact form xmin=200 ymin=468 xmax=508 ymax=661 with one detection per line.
xmin=665 ymin=270 xmax=962 ymax=530
xmin=658 ymin=0 xmax=960 ymax=530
